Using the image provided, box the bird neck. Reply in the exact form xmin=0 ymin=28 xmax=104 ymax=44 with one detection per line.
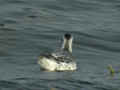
xmin=62 ymin=37 xmax=73 ymax=53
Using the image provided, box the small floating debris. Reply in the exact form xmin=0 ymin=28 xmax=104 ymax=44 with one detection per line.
xmin=107 ymin=64 xmax=115 ymax=77
xmin=50 ymin=88 xmax=56 ymax=90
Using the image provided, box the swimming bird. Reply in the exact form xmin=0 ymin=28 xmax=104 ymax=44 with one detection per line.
xmin=38 ymin=33 xmax=77 ymax=71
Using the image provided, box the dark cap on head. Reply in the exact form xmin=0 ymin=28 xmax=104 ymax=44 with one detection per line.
xmin=64 ymin=33 xmax=71 ymax=40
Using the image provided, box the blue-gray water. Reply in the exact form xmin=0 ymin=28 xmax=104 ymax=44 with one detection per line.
xmin=0 ymin=0 xmax=120 ymax=90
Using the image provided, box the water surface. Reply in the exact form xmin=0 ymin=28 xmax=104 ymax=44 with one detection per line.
xmin=0 ymin=0 xmax=120 ymax=90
